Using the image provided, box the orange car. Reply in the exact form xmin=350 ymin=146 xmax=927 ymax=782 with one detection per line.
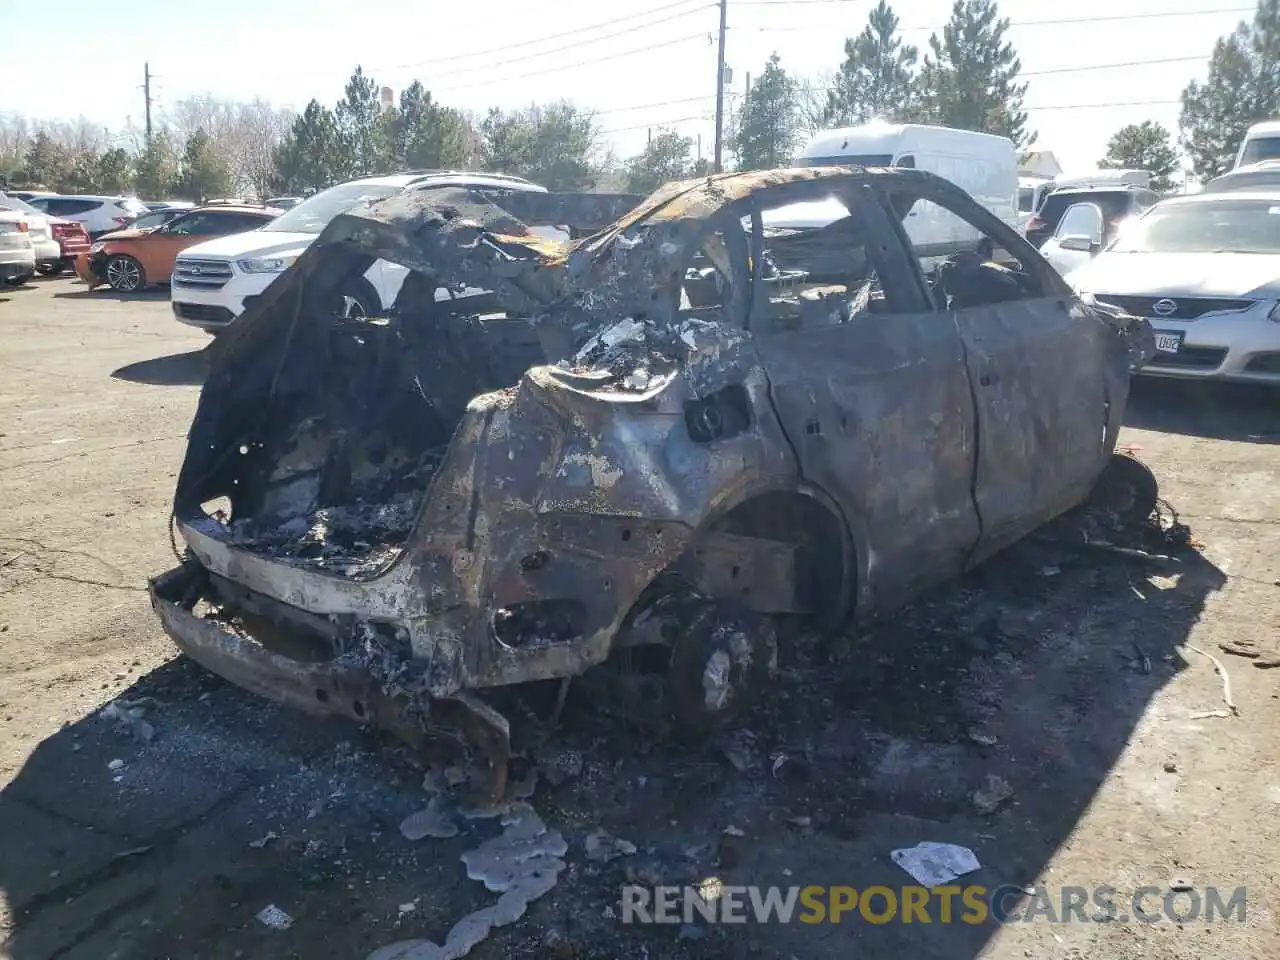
xmin=76 ymin=204 xmax=280 ymax=293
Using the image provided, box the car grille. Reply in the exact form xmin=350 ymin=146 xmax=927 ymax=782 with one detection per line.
xmin=1146 ymin=346 xmax=1228 ymax=370
xmin=172 ymin=257 xmax=234 ymax=290
xmin=173 ymin=302 xmax=235 ymax=326
xmin=1095 ymin=294 xmax=1253 ymax=320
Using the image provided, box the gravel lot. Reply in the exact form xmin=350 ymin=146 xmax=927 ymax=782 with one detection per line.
xmin=1 ymin=276 xmax=1279 ymax=960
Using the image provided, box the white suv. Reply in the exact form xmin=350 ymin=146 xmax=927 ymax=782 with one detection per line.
xmin=25 ymin=194 xmax=150 ymax=238
xmin=171 ymin=172 xmax=556 ymax=332
xmin=0 ymin=211 xmax=36 ymax=285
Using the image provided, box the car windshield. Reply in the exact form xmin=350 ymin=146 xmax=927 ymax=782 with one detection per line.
xmin=1240 ymin=136 xmax=1280 ymax=166
xmin=0 ymin=193 xmax=43 ymax=216
xmin=1109 ymin=198 xmax=1280 ymax=254
xmin=261 ymin=182 xmax=403 ymax=233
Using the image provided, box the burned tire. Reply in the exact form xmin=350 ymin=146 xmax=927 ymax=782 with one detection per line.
xmin=104 ymin=254 xmax=144 ymax=293
xmin=666 ymin=600 xmax=778 ymax=734
xmin=1084 ymin=453 xmax=1159 ymax=525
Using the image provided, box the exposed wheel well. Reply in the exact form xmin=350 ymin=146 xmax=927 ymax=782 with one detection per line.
xmin=705 ymin=490 xmax=852 ymax=629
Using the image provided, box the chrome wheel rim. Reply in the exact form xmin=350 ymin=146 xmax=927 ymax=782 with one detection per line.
xmin=107 ymin=258 xmax=141 ymax=291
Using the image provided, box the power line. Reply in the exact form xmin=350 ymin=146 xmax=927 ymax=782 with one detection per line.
xmin=378 ymin=0 xmax=709 ymax=71
xmin=739 ymin=6 xmax=1253 ymax=31
xmin=1022 ymin=54 xmax=1206 ymax=78
xmin=429 ymin=31 xmax=712 ymax=93
xmin=1028 ymin=98 xmax=1183 ymax=111
xmin=600 ymin=114 xmax=716 ymax=136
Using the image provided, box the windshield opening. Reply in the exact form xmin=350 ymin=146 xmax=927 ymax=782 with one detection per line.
xmin=1110 ymin=199 xmax=1280 ymax=254
xmin=263 ymin=182 xmax=403 ymax=233
xmin=1018 ymin=187 xmax=1034 ymax=212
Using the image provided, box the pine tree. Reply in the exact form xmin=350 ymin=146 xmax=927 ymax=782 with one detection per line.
xmin=1099 ymin=122 xmax=1180 ymax=192
xmin=273 ymin=100 xmax=342 ymax=194
xmin=481 ymin=102 xmax=600 ymax=190
xmin=1180 ymin=0 xmax=1280 ymax=180
xmin=732 ymin=53 xmax=801 ymax=170
xmin=173 ymin=130 xmax=232 ymax=201
xmin=390 ymin=81 xmax=476 ymax=170
xmin=334 ymin=66 xmax=390 ymax=178
xmin=916 ymin=0 xmax=1031 ymax=147
xmin=134 ymin=132 xmax=180 ymax=200
xmin=824 ymin=1 xmax=919 ymax=127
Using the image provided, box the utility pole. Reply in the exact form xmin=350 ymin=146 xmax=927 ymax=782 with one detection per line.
xmin=712 ymin=0 xmax=727 ymax=172
xmin=143 ymin=63 xmax=153 ymax=143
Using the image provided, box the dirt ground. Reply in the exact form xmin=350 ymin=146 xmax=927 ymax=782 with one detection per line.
xmin=1 ymin=275 xmax=1279 ymax=960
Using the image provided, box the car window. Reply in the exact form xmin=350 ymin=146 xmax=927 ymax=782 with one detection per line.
xmin=45 ymin=198 xmax=101 ymax=216
xmin=797 ymin=153 xmax=894 ymax=168
xmin=1111 ymin=198 xmax=1280 ymax=254
xmin=1017 ymin=187 xmax=1035 ymax=213
xmin=131 ymin=210 xmax=174 ymax=230
xmin=0 ymin=193 xmax=43 ymax=215
xmin=165 ymin=212 xmax=222 ymax=235
xmin=210 ymin=211 xmax=271 ymax=233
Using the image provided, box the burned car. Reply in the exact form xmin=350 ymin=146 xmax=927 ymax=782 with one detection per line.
xmin=150 ymin=167 xmax=1155 ymax=800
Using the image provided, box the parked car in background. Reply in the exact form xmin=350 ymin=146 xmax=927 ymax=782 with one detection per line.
xmin=1068 ymin=191 xmax=1280 ymax=384
xmin=144 ymin=201 xmax=196 ymax=213
xmin=1024 ymin=185 xmax=1159 ymax=250
xmin=77 ymin=204 xmax=281 ymax=293
xmin=264 ymin=196 xmax=303 ymax=210
xmin=0 ymin=192 xmax=63 ymax=274
xmin=1201 ymin=160 xmax=1280 ymax=193
xmin=171 ymin=171 xmax=557 ymax=331
xmin=23 ymin=194 xmax=151 ymax=238
xmin=0 ymin=210 xmax=36 ymax=285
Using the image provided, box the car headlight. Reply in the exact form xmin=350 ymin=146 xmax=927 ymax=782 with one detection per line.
xmin=89 ymin=241 xmax=104 ymax=254
xmin=1269 ymin=302 xmax=1280 ymax=323
xmin=235 ymin=255 xmax=297 ymax=274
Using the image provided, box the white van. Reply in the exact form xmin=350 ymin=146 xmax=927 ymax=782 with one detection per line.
xmin=766 ymin=122 xmax=1019 ymax=268
xmin=1233 ymin=120 xmax=1280 ymax=169
xmin=1048 ymin=169 xmax=1152 ymax=192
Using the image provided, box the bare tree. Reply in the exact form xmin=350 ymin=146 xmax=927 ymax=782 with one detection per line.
xmin=795 ymin=71 xmax=837 ymax=135
xmin=161 ymin=96 xmax=295 ymax=197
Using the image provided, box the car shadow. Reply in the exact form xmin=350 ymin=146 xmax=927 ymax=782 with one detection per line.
xmin=52 ymin=288 xmax=169 ymax=302
xmin=1125 ymin=377 xmax=1280 ymax=442
xmin=0 ymin=507 xmax=1230 ymax=958
xmin=110 ymin=349 xmax=208 ymax=386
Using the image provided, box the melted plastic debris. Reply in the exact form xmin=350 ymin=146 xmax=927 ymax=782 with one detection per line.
xmin=400 ymin=794 xmax=460 ymax=841
xmin=368 ymin=803 xmax=567 ymax=960
xmin=228 ymin=493 xmax=419 ymax=577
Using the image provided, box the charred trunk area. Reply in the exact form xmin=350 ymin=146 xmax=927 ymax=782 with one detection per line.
xmin=181 ymin=278 xmax=547 ymax=578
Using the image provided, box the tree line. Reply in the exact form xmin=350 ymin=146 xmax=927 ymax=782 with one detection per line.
xmin=4 ymin=0 xmax=1280 ymax=201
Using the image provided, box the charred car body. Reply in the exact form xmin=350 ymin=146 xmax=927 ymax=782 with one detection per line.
xmin=151 ymin=168 xmax=1155 ymax=799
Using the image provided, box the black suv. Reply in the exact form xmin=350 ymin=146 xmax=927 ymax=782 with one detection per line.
xmin=1025 ymin=185 xmax=1160 ymax=249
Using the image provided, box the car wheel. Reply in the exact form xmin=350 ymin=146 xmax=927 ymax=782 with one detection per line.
xmin=104 ymin=255 xmax=145 ymax=293
xmin=666 ymin=598 xmax=778 ymax=734
xmin=36 ymin=263 xmax=62 ymax=277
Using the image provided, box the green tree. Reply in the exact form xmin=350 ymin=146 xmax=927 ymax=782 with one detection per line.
xmin=481 ymin=102 xmax=600 ymax=190
xmin=625 ymin=129 xmax=699 ymax=194
xmin=916 ymin=0 xmax=1031 ymax=147
xmin=334 ymin=66 xmax=390 ymax=178
xmin=390 ymin=81 xmax=475 ymax=170
xmin=273 ymin=100 xmax=342 ymax=194
xmin=1099 ymin=122 xmax=1180 ymax=192
xmin=23 ymin=132 xmax=68 ymax=188
xmin=824 ymin=1 xmax=919 ymax=126
xmin=134 ymin=132 xmax=180 ymax=199
xmin=94 ymin=147 xmax=134 ymax=194
xmin=173 ymin=130 xmax=232 ymax=201
xmin=732 ymin=53 xmax=801 ymax=170
xmin=1180 ymin=0 xmax=1280 ymax=180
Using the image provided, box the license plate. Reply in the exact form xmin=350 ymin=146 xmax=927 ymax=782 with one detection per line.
xmin=1152 ymin=330 xmax=1183 ymax=354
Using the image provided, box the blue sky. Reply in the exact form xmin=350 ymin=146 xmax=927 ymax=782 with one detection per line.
xmin=0 ymin=0 xmax=1256 ymax=175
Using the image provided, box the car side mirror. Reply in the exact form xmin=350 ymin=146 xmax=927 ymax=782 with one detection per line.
xmin=1058 ymin=234 xmax=1097 ymax=253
